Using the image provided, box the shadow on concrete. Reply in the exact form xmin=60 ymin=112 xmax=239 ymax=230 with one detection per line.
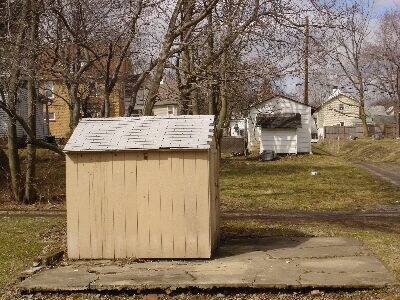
xmin=215 ymin=235 xmax=311 ymax=259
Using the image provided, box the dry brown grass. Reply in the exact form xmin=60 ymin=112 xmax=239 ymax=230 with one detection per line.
xmin=316 ymin=139 xmax=400 ymax=163
xmin=220 ymin=152 xmax=400 ymax=212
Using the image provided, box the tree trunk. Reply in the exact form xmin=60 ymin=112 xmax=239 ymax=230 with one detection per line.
xmin=68 ymin=84 xmax=81 ymax=135
xmin=24 ymin=78 xmax=37 ymax=204
xmin=24 ymin=2 xmax=40 ymax=204
xmin=359 ymin=101 xmax=369 ymax=138
xmin=71 ymin=100 xmax=80 ymax=132
xmin=6 ymin=86 xmax=23 ymax=202
xmin=216 ymin=52 xmax=227 ymax=143
xmin=191 ymin=87 xmax=199 ymax=115
xmin=143 ymin=39 xmax=173 ymax=115
xmin=396 ymin=67 xmax=400 ymax=138
xmin=126 ymin=89 xmax=139 ymax=116
xmin=206 ymin=11 xmax=217 ymax=116
xmin=103 ymin=90 xmax=111 ymax=117
xmin=178 ymin=0 xmax=195 ymax=114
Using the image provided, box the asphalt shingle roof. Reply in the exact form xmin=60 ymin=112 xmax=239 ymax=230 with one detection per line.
xmin=64 ymin=115 xmax=215 ymax=152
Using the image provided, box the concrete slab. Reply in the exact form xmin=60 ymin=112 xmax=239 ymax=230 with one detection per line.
xmin=19 ymin=237 xmax=396 ymax=293
xmin=19 ymin=266 xmax=97 ymax=292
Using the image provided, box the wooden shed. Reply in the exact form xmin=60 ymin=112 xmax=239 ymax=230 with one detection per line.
xmin=64 ymin=115 xmax=219 ymax=260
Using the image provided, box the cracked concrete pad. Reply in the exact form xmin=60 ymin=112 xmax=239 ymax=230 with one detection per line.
xmin=267 ymin=245 xmax=370 ymax=259
xmin=251 ymin=260 xmax=302 ymax=288
xmin=298 ymin=256 xmax=397 ymax=288
xmin=297 ymin=256 xmax=392 ymax=274
xmin=300 ymin=271 xmax=396 ymax=288
xmin=292 ymin=237 xmax=362 ymax=246
xmin=187 ymin=261 xmax=252 ymax=288
xmin=91 ymin=267 xmax=194 ymax=291
xmin=18 ymin=237 xmax=396 ymax=293
xmin=19 ymin=266 xmax=97 ymax=292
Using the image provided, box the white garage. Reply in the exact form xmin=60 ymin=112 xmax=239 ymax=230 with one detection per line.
xmin=247 ymin=96 xmax=312 ymax=154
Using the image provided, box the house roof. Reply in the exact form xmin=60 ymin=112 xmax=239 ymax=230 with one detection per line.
xmin=64 ymin=115 xmax=215 ymax=152
xmin=315 ymin=89 xmax=358 ymax=112
xmin=372 ymin=115 xmax=397 ymax=125
xmin=154 ymin=100 xmax=179 ymax=107
xmin=366 ymin=105 xmax=388 ymax=117
xmin=249 ymin=95 xmax=312 ymax=109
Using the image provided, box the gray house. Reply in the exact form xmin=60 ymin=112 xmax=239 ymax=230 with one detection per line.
xmin=0 ymin=88 xmax=48 ymax=140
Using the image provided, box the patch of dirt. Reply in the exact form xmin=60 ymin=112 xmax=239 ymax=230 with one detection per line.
xmin=354 ymin=162 xmax=400 ymax=187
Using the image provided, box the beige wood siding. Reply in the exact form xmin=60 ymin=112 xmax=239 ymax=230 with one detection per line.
xmin=66 ymin=150 xmax=218 ymax=259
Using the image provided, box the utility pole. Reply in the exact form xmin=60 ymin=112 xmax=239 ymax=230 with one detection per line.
xmin=304 ymin=16 xmax=309 ymax=105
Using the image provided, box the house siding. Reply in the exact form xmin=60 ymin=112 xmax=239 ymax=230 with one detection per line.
xmin=47 ymin=81 xmax=125 ymax=138
xmin=152 ymin=104 xmax=178 ymax=116
xmin=260 ymin=129 xmax=298 ymax=154
xmin=315 ymin=95 xmax=359 ymax=128
xmin=0 ymin=107 xmax=7 ymax=137
xmin=0 ymin=88 xmax=47 ymax=139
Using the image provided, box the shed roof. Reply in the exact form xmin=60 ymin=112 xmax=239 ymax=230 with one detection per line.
xmin=64 ymin=115 xmax=215 ymax=152
xmin=249 ymin=95 xmax=312 ymax=109
xmin=154 ymin=100 xmax=179 ymax=106
xmin=256 ymin=113 xmax=302 ymax=129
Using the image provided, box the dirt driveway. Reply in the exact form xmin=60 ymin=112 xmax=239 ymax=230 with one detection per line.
xmin=354 ymin=162 xmax=400 ymax=187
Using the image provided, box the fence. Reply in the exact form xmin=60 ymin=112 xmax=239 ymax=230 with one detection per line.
xmin=323 ymin=126 xmax=359 ymax=139
xmin=323 ymin=125 xmax=398 ymax=139
xmin=221 ymin=136 xmax=246 ymax=154
xmin=383 ymin=125 xmax=398 ymax=139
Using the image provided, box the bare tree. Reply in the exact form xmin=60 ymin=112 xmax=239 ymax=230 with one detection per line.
xmin=0 ymin=0 xmax=64 ymax=202
xmin=332 ymin=5 xmax=371 ymax=137
xmin=368 ymin=10 xmax=400 ymax=137
xmin=142 ymin=0 xmax=219 ymax=115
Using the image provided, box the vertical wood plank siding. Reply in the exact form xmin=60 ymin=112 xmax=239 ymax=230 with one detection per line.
xmin=66 ymin=150 xmax=218 ymax=259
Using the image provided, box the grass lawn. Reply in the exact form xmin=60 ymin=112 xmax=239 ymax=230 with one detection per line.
xmin=0 ymin=217 xmax=65 ymax=292
xmin=1 ymin=144 xmax=400 ymax=298
xmin=220 ymin=148 xmax=400 ymax=212
xmin=317 ymin=139 xmax=400 ymax=163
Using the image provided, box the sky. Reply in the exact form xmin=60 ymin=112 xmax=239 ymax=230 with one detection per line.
xmin=279 ymin=0 xmax=399 ymax=99
xmin=372 ymin=0 xmax=400 ymax=15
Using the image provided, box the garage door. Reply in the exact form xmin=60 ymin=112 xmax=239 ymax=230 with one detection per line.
xmin=260 ymin=129 xmax=298 ymax=154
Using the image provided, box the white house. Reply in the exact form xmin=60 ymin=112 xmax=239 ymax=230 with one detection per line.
xmin=229 ymin=118 xmax=246 ymax=137
xmin=313 ymin=89 xmax=359 ymax=139
xmin=0 ymin=88 xmax=48 ymax=140
xmin=247 ymin=96 xmax=312 ymax=154
xmin=152 ymin=100 xmax=179 ymax=116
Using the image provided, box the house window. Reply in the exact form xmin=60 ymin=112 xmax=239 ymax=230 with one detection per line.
xmin=44 ymin=81 xmax=54 ymax=99
xmin=338 ymin=103 xmax=344 ymax=111
xmin=340 ymin=122 xmax=344 ymax=127
xmin=167 ymin=105 xmax=174 ymax=115
xmin=47 ymin=112 xmax=56 ymax=121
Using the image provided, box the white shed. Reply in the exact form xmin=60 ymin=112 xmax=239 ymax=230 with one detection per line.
xmin=247 ymin=96 xmax=312 ymax=154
